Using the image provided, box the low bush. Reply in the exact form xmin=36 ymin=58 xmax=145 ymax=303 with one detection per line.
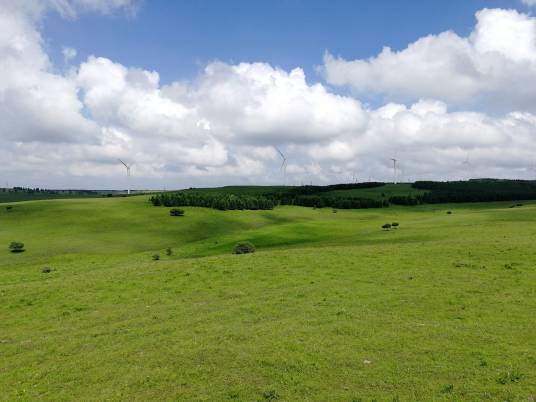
xmin=42 ymin=267 xmax=52 ymax=273
xmin=5 ymin=206 xmax=13 ymax=211
xmin=9 ymin=241 xmax=25 ymax=253
xmin=391 ymin=222 xmax=399 ymax=228
xmin=169 ymin=208 xmax=185 ymax=217
xmin=234 ymin=241 xmax=256 ymax=254
xmin=382 ymin=223 xmax=391 ymax=230
xmin=152 ymin=254 xmax=160 ymax=261
xmin=165 ymin=247 xmax=172 ymax=256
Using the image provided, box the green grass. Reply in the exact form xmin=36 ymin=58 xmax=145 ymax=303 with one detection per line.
xmin=0 ymin=190 xmax=105 ymax=203
xmin=1 ymin=197 xmax=535 ymax=401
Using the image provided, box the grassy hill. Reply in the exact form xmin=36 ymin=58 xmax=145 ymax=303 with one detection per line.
xmin=1 ymin=196 xmax=535 ymax=401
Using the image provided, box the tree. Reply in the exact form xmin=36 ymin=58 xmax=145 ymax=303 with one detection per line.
xmin=9 ymin=241 xmax=25 ymax=253
xmin=234 ymin=241 xmax=256 ymax=254
xmin=169 ymin=208 xmax=185 ymax=217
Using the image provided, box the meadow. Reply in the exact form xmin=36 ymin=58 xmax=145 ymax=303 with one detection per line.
xmin=1 ymin=195 xmax=535 ymax=401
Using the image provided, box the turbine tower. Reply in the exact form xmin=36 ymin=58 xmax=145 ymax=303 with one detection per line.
xmin=119 ymin=159 xmax=132 ymax=195
xmin=462 ymin=151 xmax=472 ymax=181
xmin=391 ymin=158 xmax=398 ymax=184
xmin=275 ymin=146 xmax=287 ymax=185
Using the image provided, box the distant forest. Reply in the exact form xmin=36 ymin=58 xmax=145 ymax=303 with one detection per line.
xmin=391 ymin=179 xmax=536 ymax=205
xmin=150 ymin=179 xmax=536 ymax=211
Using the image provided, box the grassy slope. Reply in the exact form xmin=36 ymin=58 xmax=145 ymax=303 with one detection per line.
xmin=1 ymin=197 xmax=535 ymax=401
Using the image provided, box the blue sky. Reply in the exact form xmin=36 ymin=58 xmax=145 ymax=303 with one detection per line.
xmin=44 ymin=0 xmax=526 ymax=84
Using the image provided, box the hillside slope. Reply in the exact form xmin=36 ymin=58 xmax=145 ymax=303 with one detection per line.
xmin=1 ymin=197 xmax=535 ymax=401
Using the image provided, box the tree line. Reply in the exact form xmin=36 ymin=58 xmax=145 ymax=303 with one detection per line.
xmin=390 ymin=179 xmax=536 ymax=205
xmin=150 ymin=193 xmax=276 ymax=210
xmin=150 ymin=189 xmax=388 ymax=211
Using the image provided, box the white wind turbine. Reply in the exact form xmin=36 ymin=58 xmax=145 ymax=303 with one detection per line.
xmin=462 ymin=151 xmax=473 ymax=181
xmin=391 ymin=158 xmax=398 ymax=184
xmin=118 ymin=159 xmax=133 ymax=195
xmin=275 ymin=147 xmax=288 ymax=185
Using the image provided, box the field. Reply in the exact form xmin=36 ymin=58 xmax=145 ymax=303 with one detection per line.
xmin=1 ymin=195 xmax=535 ymax=401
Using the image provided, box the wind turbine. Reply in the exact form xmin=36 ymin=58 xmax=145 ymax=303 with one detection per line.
xmin=118 ymin=159 xmax=132 ymax=195
xmin=462 ymin=151 xmax=472 ymax=181
xmin=391 ymin=158 xmax=398 ymax=184
xmin=275 ymin=146 xmax=287 ymax=185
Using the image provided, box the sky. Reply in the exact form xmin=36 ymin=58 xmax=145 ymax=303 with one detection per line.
xmin=2 ymin=0 xmax=536 ymax=189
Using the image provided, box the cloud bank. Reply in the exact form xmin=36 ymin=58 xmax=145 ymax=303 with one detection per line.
xmin=1 ymin=1 xmax=536 ymax=189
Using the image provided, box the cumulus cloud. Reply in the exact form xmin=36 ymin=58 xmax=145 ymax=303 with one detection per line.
xmin=2 ymin=1 xmax=536 ymax=188
xmin=324 ymin=8 xmax=536 ymax=113
xmin=62 ymin=46 xmax=77 ymax=62
xmin=0 ymin=0 xmax=140 ymax=20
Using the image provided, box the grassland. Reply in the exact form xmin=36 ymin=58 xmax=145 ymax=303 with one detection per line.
xmin=1 ymin=196 xmax=535 ymax=401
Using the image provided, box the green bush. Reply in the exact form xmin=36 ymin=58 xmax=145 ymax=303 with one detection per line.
xmin=391 ymin=222 xmax=399 ymax=228
xmin=169 ymin=208 xmax=185 ymax=217
xmin=5 ymin=206 xmax=13 ymax=211
xmin=382 ymin=223 xmax=391 ymax=230
xmin=165 ymin=247 xmax=172 ymax=256
xmin=9 ymin=241 xmax=25 ymax=253
xmin=234 ymin=241 xmax=256 ymax=254
xmin=152 ymin=254 xmax=160 ymax=261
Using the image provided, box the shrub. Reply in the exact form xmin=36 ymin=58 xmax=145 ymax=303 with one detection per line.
xmin=9 ymin=241 xmax=25 ymax=253
xmin=262 ymin=390 xmax=279 ymax=401
xmin=152 ymin=254 xmax=160 ymax=261
xmin=234 ymin=241 xmax=256 ymax=254
xmin=165 ymin=247 xmax=172 ymax=256
xmin=42 ymin=267 xmax=52 ymax=273
xmin=5 ymin=206 xmax=13 ymax=211
xmin=447 ymin=211 xmax=452 ymax=214
xmin=391 ymin=222 xmax=399 ymax=228
xmin=169 ymin=208 xmax=185 ymax=217
xmin=440 ymin=384 xmax=454 ymax=394
xmin=382 ymin=223 xmax=391 ymax=230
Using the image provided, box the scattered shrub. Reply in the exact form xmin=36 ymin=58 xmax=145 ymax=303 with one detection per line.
xmin=382 ymin=223 xmax=391 ymax=230
xmin=391 ymin=222 xmax=399 ymax=228
xmin=5 ymin=206 xmax=13 ymax=211
xmin=165 ymin=247 xmax=173 ymax=256
xmin=152 ymin=254 xmax=160 ymax=261
xmin=234 ymin=241 xmax=256 ymax=254
xmin=41 ymin=267 xmax=52 ymax=273
xmin=262 ymin=390 xmax=279 ymax=401
xmin=496 ymin=369 xmax=523 ymax=384
xmin=447 ymin=211 xmax=452 ymax=214
xmin=169 ymin=208 xmax=185 ymax=217
xmin=332 ymin=209 xmax=337 ymax=213
xmin=9 ymin=241 xmax=25 ymax=253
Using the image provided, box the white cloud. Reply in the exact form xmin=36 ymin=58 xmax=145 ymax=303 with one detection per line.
xmin=62 ymin=46 xmax=77 ymax=62
xmin=521 ymin=0 xmax=536 ymax=6
xmin=324 ymin=8 xmax=536 ymax=113
xmin=2 ymin=2 xmax=536 ymax=188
